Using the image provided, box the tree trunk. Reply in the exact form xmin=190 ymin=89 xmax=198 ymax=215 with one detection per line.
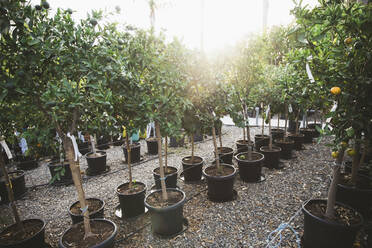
xmin=295 ymin=110 xmax=300 ymax=135
xmin=243 ymin=127 xmax=246 ymax=141
xmin=261 ymin=106 xmax=265 ymax=136
xmin=63 ymin=137 xmax=93 ymax=238
xmin=165 ymin=136 xmax=168 ymax=172
xmin=277 ymin=113 xmax=280 ymax=128
xmin=90 ymin=135 xmax=96 ymax=154
xmin=269 ymin=110 xmax=272 ymax=150
xmin=325 ymin=148 xmax=344 ymax=219
xmin=212 ymin=125 xmax=221 ymax=173
xmin=351 ymin=133 xmax=362 ymax=185
xmin=284 ymin=106 xmax=288 ymax=138
xmin=218 ymin=132 xmax=222 ymax=148
xmin=125 ymin=135 xmax=132 ymax=188
xmin=0 ymin=151 xmax=24 ymax=232
xmin=191 ymin=133 xmax=194 ymax=163
xmin=155 ymin=121 xmax=168 ymax=201
xmin=246 ymin=125 xmax=252 ymax=160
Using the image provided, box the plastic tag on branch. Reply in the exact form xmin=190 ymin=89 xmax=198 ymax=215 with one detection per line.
xmin=78 ymin=131 xmax=85 ymax=142
xmin=0 ymin=139 xmax=13 ymax=159
xmin=265 ymin=105 xmax=270 ymax=117
xmin=19 ymin=138 xmax=28 ymax=154
xmin=288 ymin=104 xmax=293 ymax=113
xmin=67 ymin=133 xmax=82 ymax=161
xmin=306 ymin=62 xmax=315 ymax=83
xmin=325 ymin=101 xmax=338 ymax=130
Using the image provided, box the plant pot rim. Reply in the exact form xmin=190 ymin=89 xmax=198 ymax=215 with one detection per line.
xmin=337 ymin=173 xmax=372 ymax=192
xmin=236 ymin=139 xmax=254 ymax=144
xmin=234 ymin=151 xmax=264 ymax=163
xmin=202 ymin=163 xmax=237 ymax=180
xmin=153 ymin=166 xmax=178 ymax=177
xmin=288 ymin=133 xmax=305 ymax=138
xmin=302 ymin=199 xmax=364 ymax=229
xmin=217 ymin=146 xmax=234 ymax=154
xmin=59 ymin=218 xmax=117 ymax=248
xmin=47 ymin=162 xmax=70 ymax=167
xmin=146 ymin=138 xmax=158 ymax=142
xmin=116 ymin=181 xmax=147 ymax=196
xmin=123 ymin=142 xmax=141 ymax=149
xmin=68 ymin=198 xmax=105 ymax=217
xmin=271 ymin=128 xmax=285 ymax=132
xmin=144 ymin=188 xmax=186 ymax=212
xmin=300 ymin=127 xmax=315 ymax=131
xmin=0 ymin=218 xmax=45 ymax=246
xmin=0 ymin=170 xmax=25 ymax=182
xmin=254 ymin=134 xmax=270 ymax=138
xmin=86 ymin=151 xmax=107 ymax=158
xmin=181 ymin=156 xmax=203 ymax=165
xmin=260 ymin=146 xmax=282 ymax=153
xmin=274 ymin=138 xmax=295 ymax=144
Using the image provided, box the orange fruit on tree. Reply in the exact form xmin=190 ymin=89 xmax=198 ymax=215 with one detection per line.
xmin=331 ymin=151 xmax=339 ymax=159
xmin=330 ymin=87 xmax=341 ymax=95
xmin=346 ymin=148 xmax=356 ymax=157
xmin=344 ymin=37 xmax=352 ymax=45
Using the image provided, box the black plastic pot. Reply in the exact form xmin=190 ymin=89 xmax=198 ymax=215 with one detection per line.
xmin=216 ymin=147 xmax=234 ymax=165
xmin=146 ymin=138 xmax=158 ymax=155
xmin=169 ymin=136 xmax=185 ymax=147
xmin=145 ymin=188 xmax=186 ymax=236
xmin=300 ymin=128 xmax=315 ymax=143
xmin=47 ymin=162 xmax=73 ymax=186
xmin=0 ymin=218 xmax=45 ymax=248
xmin=123 ymin=142 xmax=141 ymax=164
xmin=288 ymin=120 xmax=301 ymax=134
xmin=302 ymin=199 xmax=363 ymax=248
xmin=0 ymin=170 xmax=26 ymax=204
xmin=112 ymin=135 xmax=124 ymax=146
xmin=153 ymin=166 xmax=178 ymax=189
xmin=274 ymin=138 xmax=294 ymax=159
xmin=77 ymin=141 xmax=90 ymax=155
xmin=367 ymin=221 xmax=372 ymax=248
xmin=86 ymin=151 xmax=107 ymax=174
xmin=307 ymin=123 xmax=321 ymax=138
xmin=336 ymin=174 xmax=372 ymax=219
xmin=192 ymin=133 xmax=203 ymax=142
xmin=235 ymin=140 xmax=254 ymax=153
xmin=235 ymin=152 xmax=264 ymax=182
xmin=288 ymin=133 xmax=304 ymax=151
xmin=96 ymin=136 xmax=110 ymax=150
xmin=271 ymin=128 xmax=285 ymax=141
xmin=68 ymin=198 xmax=105 ymax=224
xmin=254 ymin=134 xmax=269 ymax=152
xmin=59 ymin=219 xmax=117 ymax=248
xmin=16 ymin=156 xmax=38 ymax=171
xmin=117 ymin=182 xmax=146 ymax=218
xmin=259 ymin=146 xmax=282 ymax=169
xmin=181 ymin=156 xmax=204 ymax=182
xmin=202 ymin=164 xmax=237 ymax=201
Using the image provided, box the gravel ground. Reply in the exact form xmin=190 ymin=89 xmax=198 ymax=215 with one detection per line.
xmin=0 ymin=125 xmax=335 ymax=247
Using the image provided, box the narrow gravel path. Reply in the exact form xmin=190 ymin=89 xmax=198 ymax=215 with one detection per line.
xmin=0 ymin=125 xmax=333 ymax=247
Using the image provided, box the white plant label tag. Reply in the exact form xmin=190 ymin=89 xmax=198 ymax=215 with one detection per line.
xmin=306 ymin=62 xmax=315 ymax=83
xmin=324 ymin=101 xmax=338 ymax=130
xmin=288 ymin=104 xmax=293 ymax=113
xmin=67 ymin=133 xmax=82 ymax=161
xmin=0 ymin=140 xmax=13 ymax=159
xmin=265 ymin=105 xmax=270 ymax=117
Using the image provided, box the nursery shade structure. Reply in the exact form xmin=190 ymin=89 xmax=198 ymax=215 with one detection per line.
xmin=31 ymin=0 xmax=318 ymax=52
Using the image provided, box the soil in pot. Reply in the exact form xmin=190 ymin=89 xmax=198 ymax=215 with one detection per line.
xmin=254 ymin=135 xmax=269 ymax=152
xmin=0 ymin=170 xmax=26 ymax=204
xmin=300 ymin=128 xmax=315 ymax=144
xmin=235 ymin=140 xmax=254 ymax=153
xmin=259 ymin=146 xmax=282 ymax=169
xmin=123 ymin=142 xmax=141 ymax=164
xmin=288 ymin=133 xmax=304 ymax=151
xmin=235 ymin=152 xmax=264 ymax=182
xmin=271 ymin=128 xmax=285 ymax=141
xmin=0 ymin=219 xmax=45 ymax=248
xmin=336 ymin=173 xmax=372 ymax=218
xmin=69 ymin=198 xmax=105 ymax=224
xmin=60 ymin=219 xmax=117 ymax=248
xmin=181 ymin=156 xmax=203 ymax=182
xmin=47 ymin=162 xmax=73 ymax=185
xmin=302 ymin=199 xmax=363 ymax=248
xmin=274 ymin=138 xmax=294 ymax=159
xmin=146 ymin=138 xmax=158 ymax=155
xmin=153 ymin=166 xmax=178 ymax=189
xmin=117 ymin=182 xmax=146 ymax=218
xmin=86 ymin=151 xmax=107 ymax=174
xmin=145 ymin=188 xmax=186 ymax=236
xmin=203 ymin=164 xmax=236 ymax=201
xmin=216 ymin=147 xmax=234 ymax=165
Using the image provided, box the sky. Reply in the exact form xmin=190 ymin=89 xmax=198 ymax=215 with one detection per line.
xmin=31 ymin=0 xmax=318 ymax=52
